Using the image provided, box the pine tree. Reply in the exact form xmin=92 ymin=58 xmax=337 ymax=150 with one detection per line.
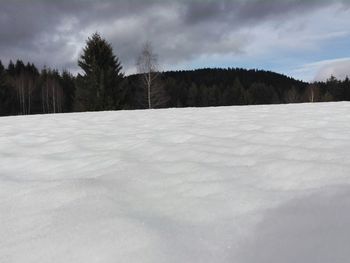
xmin=60 ymin=70 xmax=76 ymax=112
xmin=187 ymin=83 xmax=198 ymax=107
xmin=7 ymin=61 xmax=15 ymax=76
xmin=208 ymin=85 xmax=218 ymax=106
xmin=0 ymin=60 xmax=7 ymax=113
xmin=326 ymin=76 xmax=343 ymax=101
xmin=247 ymin=83 xmax=276 ymax=105
xmin=77 ymin=33 xmax=124 ymax=111
xmin=323 ymin=91 xmax=334 ymax=102
xmin=0 ymin=61 xmax=16 ymax=116
xmin=285 ymin=86 xmax=299 ymax=103
xmin=199 ymin=84 xmax=209 ymax=107
xmin=0 ymin=60 xmax=4 ymax=74
xmin=344 ymin=77 xmax=350 ymax=101
xmin=223 ymin=78 xmax=246 ymax=105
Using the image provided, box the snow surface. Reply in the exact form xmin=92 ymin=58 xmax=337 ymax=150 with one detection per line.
xmin=1 ymin=102 xmax=350 ymax=263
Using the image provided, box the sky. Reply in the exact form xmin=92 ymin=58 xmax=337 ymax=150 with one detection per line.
xmin=0 ymin=0 xmax=349 ymax=82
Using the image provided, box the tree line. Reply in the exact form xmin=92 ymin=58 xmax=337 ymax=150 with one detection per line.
xmin=1 ymin=33 xmax=350 ymax=117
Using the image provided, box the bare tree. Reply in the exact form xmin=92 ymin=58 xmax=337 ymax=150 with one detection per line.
xmin=136 ymin=42 xmax=168 ymax=109
xmin=304 ymin=84 xmax=320 ymax=103
xmin=41 ymin=69 xmax=64 ymax=114
xmin=13 ymin=72 xmax=36 ymax=115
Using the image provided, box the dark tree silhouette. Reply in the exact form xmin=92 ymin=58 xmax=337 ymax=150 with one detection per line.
xmin=76 ymin=32 xmax=124 ymax=111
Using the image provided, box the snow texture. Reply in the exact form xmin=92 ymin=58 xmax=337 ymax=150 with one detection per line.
xmin=1 ymin=102 xmax=350 ymax=263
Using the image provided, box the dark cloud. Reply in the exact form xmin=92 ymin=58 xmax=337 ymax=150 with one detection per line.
xmin=182 ymin=0 xmax=335 ymax=26
xmin=0 ymin=0 xmax=348 ymax=75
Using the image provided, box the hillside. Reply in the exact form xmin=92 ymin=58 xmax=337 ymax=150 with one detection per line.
xmin=126 ymin=68 xmax=309 ymax=108
xmin=1 ymin=103 xmax=350 ymax=262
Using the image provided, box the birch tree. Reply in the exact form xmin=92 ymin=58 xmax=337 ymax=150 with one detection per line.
xmin=41 ymin=69 xmax=63 ymax=114
xmin=13 ymin=72 xmax=36 ymax=115
xmin=136 ymin=42 xmax=168 ymax=109
xmin=304 ymin=84 xmax=320 ymax=103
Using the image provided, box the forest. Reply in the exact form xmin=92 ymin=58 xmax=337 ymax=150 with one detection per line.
xmin=1 ymin=33 xmax=350 ymax=117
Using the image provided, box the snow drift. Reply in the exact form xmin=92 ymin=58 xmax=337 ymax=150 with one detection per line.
xmin=1 ymin=102 xmax=350 ymax=263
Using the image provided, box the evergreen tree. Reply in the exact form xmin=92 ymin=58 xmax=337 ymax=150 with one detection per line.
xmin=326 ymin=76 xmax=343 ymax=101
xmin=0 ymin=60 xmax=7 ymax=113
xmin=285 ymin=86 xmax=300 ymax=103
xmin=187 ymin=82 xmax=198 ymax=107
xmin=323 ymin=91 xmax=334 ymax=102
xmin=343 ymin=77 xmax=350 ymax=101
xmin=199 ymin=84 xmax=209 ymax=107
xmin=247 ymin=83 xmax=276 ymax=105
xmin=7 ymin=60 xmax=15 ymax=76
xmin=77 ymin=33 xmax=124 ymax=111
xmin=0 ymin=61 xmax=16 ymax=116
xmin=14 ymin=60 xmax=25 ymax=74
xmin=0 ymin=60 xmax=4 ymax=76
xmin=163 ymin=77 xmax=179 ymax=107
xmin=223 ymin=78 xmax=246 ymax=105
xmin=208 ymin=85 xmax=218 ymax=106
xmin=60 ymin=70 xmax=76 ymax=112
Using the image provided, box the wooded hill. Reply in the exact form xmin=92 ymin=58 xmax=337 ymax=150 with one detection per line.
xmin=126 ymin=68 xmax=309 ymax=109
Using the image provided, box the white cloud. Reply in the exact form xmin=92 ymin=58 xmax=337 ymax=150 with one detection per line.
xmin=293 ymin=57 xmax=350 ymax=82
xmin=314 ymin=58 xmax=350 ymax=81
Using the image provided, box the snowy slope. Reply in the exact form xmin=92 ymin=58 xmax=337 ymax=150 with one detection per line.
xmin=1 ymin=102 xmax=350 ymax=263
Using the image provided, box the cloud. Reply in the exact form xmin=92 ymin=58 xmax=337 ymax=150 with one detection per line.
xmin=292 ymin=57 xmax=350 ymax=82
xmin=314 ymin=58 xmax=350 ymax=81
xmin=0 ymin=0 xmax=349 ymax=79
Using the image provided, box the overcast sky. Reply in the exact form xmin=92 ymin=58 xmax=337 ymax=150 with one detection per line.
xmin=0 ymin=0 xmax=349 ymax=81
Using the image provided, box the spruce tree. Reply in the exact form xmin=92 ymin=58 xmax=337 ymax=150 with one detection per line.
xmin=187 ymin=83 xmax=198 ymax=107
xmin=7 ymin=60 xmax=15 ymax=76
xmin=77 ymin=33 xmax=124 ymax=111
xmin=60 ymin=70 xmax=76 ymax=112
xmin=223 ymin=78 xmax=245 ymax=105
xmin=344 ymin=77 xmax=350 ymax=101
xmin=0 ymin=61 xmax=15 ymax=116
xmin=0 ymin=60 xmax=4 ymax=73
xmin=247 ymin=83 xmax=276 ymax=105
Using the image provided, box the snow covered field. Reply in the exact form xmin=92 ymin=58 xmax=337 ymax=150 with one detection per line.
xmin=1 ymin=102 xmax=350 ymax=263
